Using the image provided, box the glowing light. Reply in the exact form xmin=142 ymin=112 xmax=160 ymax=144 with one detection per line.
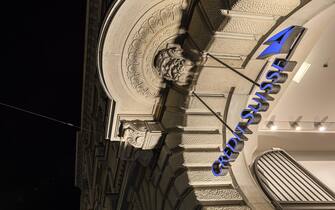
xmin=315 ymin=122 xmax=327 ymax=132
xmin=318 ymin=126 xmax=326 ymax=132
xmin=295 ymin=126 xmax=301 ymax=131
xmin=270 ymin=124 xmax=278 ymax=131
xmin=290 ymin=121 xmax=301 ymax=131
xmin=267 ymin=121 xmax=277 ymax=131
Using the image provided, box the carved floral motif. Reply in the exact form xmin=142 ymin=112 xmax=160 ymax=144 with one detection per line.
xmin=125 ymin=2 xmax=183 ymax=97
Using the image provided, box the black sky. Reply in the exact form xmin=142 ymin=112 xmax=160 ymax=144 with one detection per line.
xmin=1 ymin=1 xmax=86 ymax=209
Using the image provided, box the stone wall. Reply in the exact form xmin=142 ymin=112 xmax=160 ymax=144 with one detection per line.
xmin=75 ymin=0 xmax=113 ymax=209
xmin=76 ymin=0 xmax=309 ymax=209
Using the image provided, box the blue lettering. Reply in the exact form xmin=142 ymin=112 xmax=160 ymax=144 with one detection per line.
xmin=255 ymin=92 xmax=274 ymax=101
xmin=227 ymin=137 xmax=244 ymax=152
xmin=218 ymin=155 xmax=230 ymax=166
xmin=212 ymin=25 xmax=305 ymax=176
xmin=248 ymin=97 xmax=269 ymax=112
xmin=232 ymin=131 xmax=247 ymax=141
xmin=223 ymin=147 xmax=239 ymax=160
xmin=241 ymin=109 xmax=262 ymax=125
xmin=266 ymin=71 xmax=288 ymax=83
xmin=272 ymin=58 xmax=286 ymax=71
xmin=212 ymin=160 xmax=229 ymax=176
xmin=260 ymin=82 xmax=281 ymax=94
xmin=235 ymin=122 xmax=252 ymax=135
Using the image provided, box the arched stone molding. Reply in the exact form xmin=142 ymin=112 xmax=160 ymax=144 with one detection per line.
xmin=97 ymin=0 xmax=190 ymax=138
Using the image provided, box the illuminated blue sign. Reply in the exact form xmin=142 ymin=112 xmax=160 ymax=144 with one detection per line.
xmin=212 ymin=25 xmax=305 ymax=176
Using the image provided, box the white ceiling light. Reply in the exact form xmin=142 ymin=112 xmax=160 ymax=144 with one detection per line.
xmin=290 ymin=121 xmax=301 ymax=131
xmin=314 ymin=122 xmax=327 ymax=132
xmin=295 ymin=125 xmax=301 ymax=131
xmin=315 ymin=122 xmax=327 ymax=132
xmin=266 ymin=121 xmax=277 ymax=131
xmin=318 ymin=126 xmax=326 ymax=132
xmin=293 ymin=62 xmax=311 ymax=83
xmin=270 ymin=124 xmax=278 ymax=131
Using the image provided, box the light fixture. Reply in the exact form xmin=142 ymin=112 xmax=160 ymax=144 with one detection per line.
xmin=295 ymin=125 xmax=301 ymax=131
xmin=319 ymin=126 xmax=326 ymax=131
xmin=293 ymin=62 xmax=311 ymax=83
xmin=266 ymin=121 xmax=277 ymax=131
xmin=315 ymin=122 xmax=326 ymax=132
xmin=290 ymin=121 xmax=301 ymax=131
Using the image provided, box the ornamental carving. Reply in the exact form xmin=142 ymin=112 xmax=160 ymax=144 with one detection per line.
xmin=119 ymin=120 xmax=147 ymax=148
xmin=154 ymin=44 xmax=187 ymax=82
xmin=118 ymin=120 xmax=164 ymax=150
xmin=124 ymin=1 xmax=184 ymax=98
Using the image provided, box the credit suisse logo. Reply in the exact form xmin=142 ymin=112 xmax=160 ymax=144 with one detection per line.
xmin=212 ymin=26 xmax=305 ymax=176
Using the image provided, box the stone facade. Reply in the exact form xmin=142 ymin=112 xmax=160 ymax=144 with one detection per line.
xmin=75 ymin=0 xmax=311 ymax=209
xmin=75 ymin=0 xmax=112 ymax=209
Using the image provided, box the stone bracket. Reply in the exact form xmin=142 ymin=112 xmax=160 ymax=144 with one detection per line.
xmin=118 ymin=120 xmax=164 ymax=150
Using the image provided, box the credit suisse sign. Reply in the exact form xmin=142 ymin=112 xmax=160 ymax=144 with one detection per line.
xmin=212 ymin=25 xmax=305 ymax=176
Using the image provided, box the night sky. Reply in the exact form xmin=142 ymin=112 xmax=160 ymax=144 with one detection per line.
xmin=1 ymin=0 xmax=85 ymax=209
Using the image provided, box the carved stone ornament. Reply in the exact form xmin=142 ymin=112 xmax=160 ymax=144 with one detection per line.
xmin=124 ymin=2 xmax=185 ymax=98
xmin=119 ymin=120 xmax=164 ymax=150
xmin=154 ymin=44 xmax=186 ymax=82
xmin=119 ymin=120 xmax=146 ymax=148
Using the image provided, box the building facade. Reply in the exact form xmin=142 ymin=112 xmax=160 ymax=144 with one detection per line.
xmin=76 ymin=0 xmax=335 ymax=209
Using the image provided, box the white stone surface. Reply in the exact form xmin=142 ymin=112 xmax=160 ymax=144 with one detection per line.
xmin=231 ymin=0 xmax=300 ymax=16
xmin=93 ymin=0 xmax=317 ymax=209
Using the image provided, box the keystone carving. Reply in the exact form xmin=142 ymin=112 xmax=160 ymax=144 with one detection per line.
xmin=154 ymin=44 xmax=197 ymax=85
xmin=154 ymin=44 xmax=187 ymax=82
xmin=119 ymin=120 xmax=164 ymax=150
xmin=125 ymin=3 xmax=184 ymax=97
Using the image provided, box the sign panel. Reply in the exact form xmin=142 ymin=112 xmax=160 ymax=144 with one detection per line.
xmin=212 ymin=26 xmax=305 ymax=176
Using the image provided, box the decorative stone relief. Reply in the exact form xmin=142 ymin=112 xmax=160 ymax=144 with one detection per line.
xmin=154 ymin=44 xmax=194 ymax=84
xmin=119 ymin=120 xmax=147 ymax=148
xmin=124 ymin=1 xmax=185 ymax=98
xmin=118 ymin=120 xmax=164 ymax=150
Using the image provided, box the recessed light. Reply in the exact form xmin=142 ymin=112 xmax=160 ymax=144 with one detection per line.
xmin=266 ymin=121 xmax=277 ymax=131
xmin=270 ymin=125 xmax=278 ymax=131
xmin=295 ymin=126 xmax=301 ymax=131
xmin=318 ymin=126 xmax=326 ymax=131
xmin=314 ymin=122 xmax=327 ymax=132
xmin=290 ymin=121 xmax=301 ymax=131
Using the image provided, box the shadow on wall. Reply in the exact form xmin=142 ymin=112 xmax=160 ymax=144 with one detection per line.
xmin=109 ymin=136 xmax=203 ymax=209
